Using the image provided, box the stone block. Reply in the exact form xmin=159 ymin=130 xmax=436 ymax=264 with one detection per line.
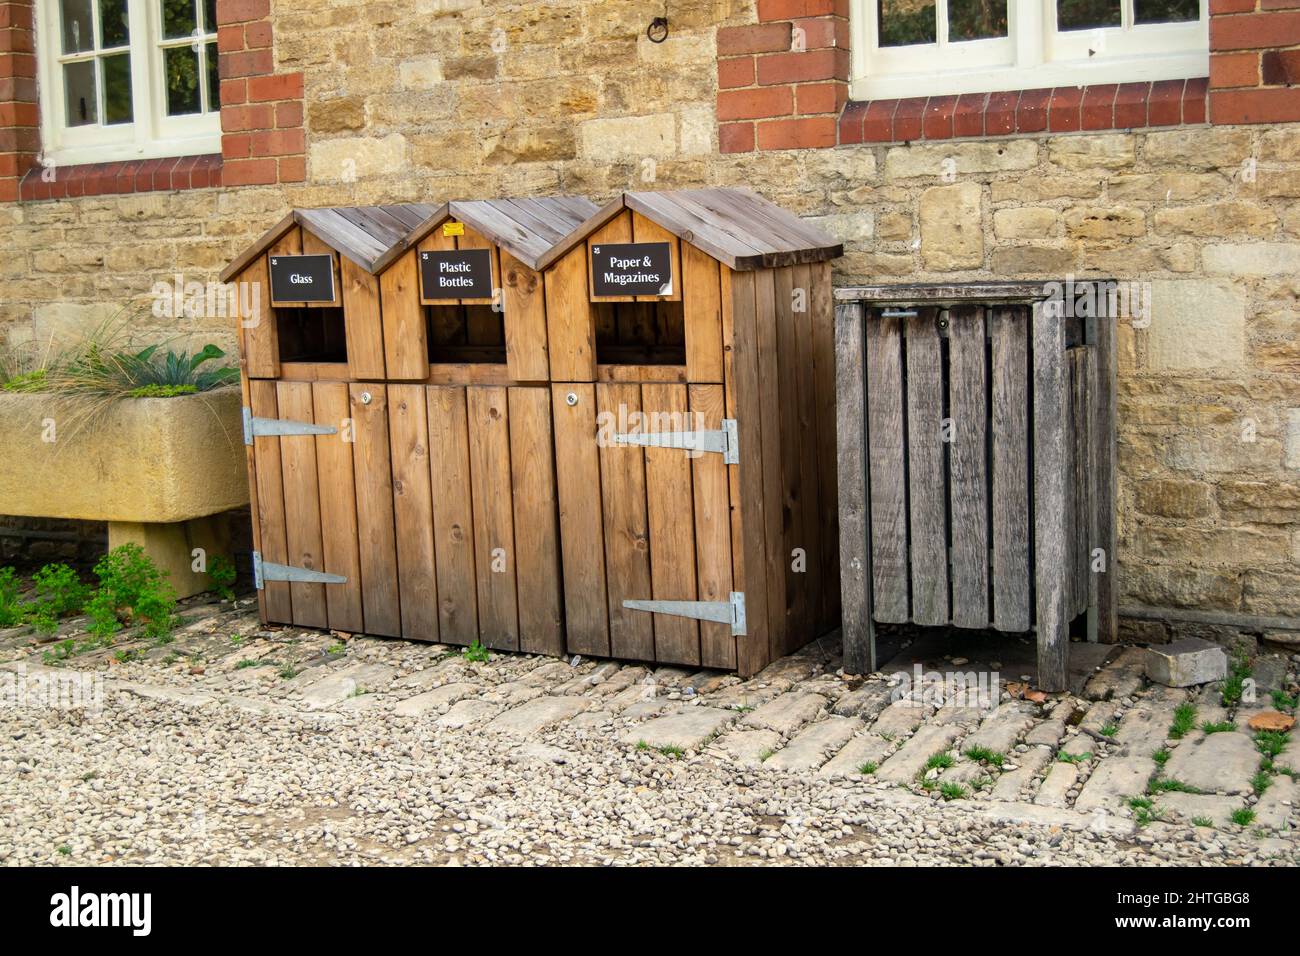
xmin=1145 ymin=279 xmax=1244 ymax=370
xmin=918 ymin=181 xmax=983 ymax=270
xmin=1144 ymin=638 xmax=1228 ymax=687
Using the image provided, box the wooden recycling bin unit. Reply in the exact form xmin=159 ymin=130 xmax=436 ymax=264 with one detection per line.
xmin=833 ymin=283 xmax=1118 ymax=692
xmin=220 ymin=198 xmax=596 ymax=655
xmin=223 ymin=189 xmax=842 ymax=678
xmin=536 ymin=188 xmax=842 ymax=676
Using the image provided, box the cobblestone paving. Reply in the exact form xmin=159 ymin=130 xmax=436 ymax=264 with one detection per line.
xmin=1 ymin=593 xmax=1297 ymax=866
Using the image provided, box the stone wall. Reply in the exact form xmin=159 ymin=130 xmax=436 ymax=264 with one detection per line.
xmin=1 ymin=0 xmax=1297 ymax=620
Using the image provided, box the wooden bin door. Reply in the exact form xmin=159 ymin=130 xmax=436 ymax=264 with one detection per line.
xmin=552 ymin=381 xmax=737 ymax=670
xmin=245 ymin=380 xmax=397 ymax=636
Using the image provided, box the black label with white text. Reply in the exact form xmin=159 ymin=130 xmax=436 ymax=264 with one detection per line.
xmin=268 ymin=254 xmax=336 ymax=304
xmin=419 ymin=249 xmax=493 ymax=299
xmin=591 ymin=242 xmax=672 ymax=297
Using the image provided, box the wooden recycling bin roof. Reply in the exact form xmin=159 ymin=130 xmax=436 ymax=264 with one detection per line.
xmin=537 ymin=187 xmax=844 ymax=272
xmin=219 ymin=203 xmax=438 ymax=282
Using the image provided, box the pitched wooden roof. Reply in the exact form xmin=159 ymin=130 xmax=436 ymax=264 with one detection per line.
xmin=220 ymin=203 xmax=438 ymax=282
xmin=536 ymin=188 xmax=844 ymax=272
xmin=388 ymin=196 xmax=599 ymax=272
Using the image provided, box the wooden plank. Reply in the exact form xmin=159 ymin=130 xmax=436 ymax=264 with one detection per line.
xmin=416 ymin=223 xmax=461 ymax=306
xmin=551 ymin=383 xmax=610 ymax=656
xmin=311 ymin=382 xmax=364 ymax=633
xmin=681 ymin=243 xmax=724 ymax=383
xmin=726 ymin=269 xmax=770 ymax=677
xmin=834 ymin=282 xmax=1061 ymax=303
xmin=501 ymin=249 xmax=550 ymax=381
xmin=426 ymin=386 xmax=479 ymax=645
xmin=630 ymin=210 xmax=682 ymax=303
xmin=248 ymin=379 xmax=291 ymax=622
xmin=587 ymin=209 xmax=635 ymax=302
xmin=274 ymin=380 xmax=328 ymax=629
xmin=1071 ymin=348 xmax=1091 ymax=619
xmin=388 ymin=383 xmax=439 ymax=642
xmin=341 ymin=257 xmax=385 ymax=380
xmin=642 ymin=382 xmax=700 ymax=666
xmin=596 ymin=364 xmax=687 ymax=384
xmin=948 ymin=305 xmax=990 ymax=629
xmin=596 ymin=383 xmax=655 ymax=662
xmin=299 ymin=230 xmax=342 ymax=309
xmin=240 ymin=254 xmax=279 ymax=379
xmin=466 ymin=386 xmax=520 ymax=652
xmin=220 ymin=211 xmax=295 ymax=283
xmin=754 ymin=269 xmax=789 ymax=659
xmin=810 ymin=262 xmax=840 ymax=633
xmin=508 ymin=387 xmax=564 ymax=656
xmin=835 ymin=301 xmax=874 ymax=674
xmin=1087 ymin=289 xmax=1119 ymax=644
xmin=349 ymin=383 xmax=402 ymax=637
xmin=379 ymin=250 xmax=429 ymax=380
xmin=904 ymin=308 xmax=947 ymax=626
xmin=989 ymin=306 xmax=1031 ymax=632
xmin=865 ymin=312 xmax=908 ymax=623
xmin=239 ymin=372 xmax=268 ymax=620
xmin=690 ymin=383 xmax=736 ymax=671
xmin=772 ymin=266 xmax=808 ymax=645
xmin=456 ymin=224 xmax=502 ymax=316
xmin=544 ymin=246 xmax=596 ymax=381
xmin=1033 ymin=302 xmax=1070 ymax=692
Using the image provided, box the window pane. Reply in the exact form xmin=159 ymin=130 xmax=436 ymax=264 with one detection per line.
xmin=203 ymin=0 xmax=217 ymax=32
xmin=162 ymin=0 xmax=198 ymax=39
xmin=100 ymin=0 xmax=130 ymax=48
xmin=206 ymin=41 xmax=220 ymax=111
xmin=63 ymin=59 xmax=97 ymax=126
xmin=1134 ymin=0 xmax=1199 ymax=22
xmin=164 ymin=44 xmax=202 ymax=114
xmin=948 ymin=0 xmax=1008 ymax=40
xmin=1057 ymin=0 xmax=1122 ymax=30
xmin=102 ymin=53 xmax=133 ymax=124
xmin=60 ymin=0 xmax=94 ymax=55
xmin=879 ymin=0 xmax=937 ymax=46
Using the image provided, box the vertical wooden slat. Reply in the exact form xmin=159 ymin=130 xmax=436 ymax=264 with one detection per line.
xmin=551 ymin=382 xmax=610 ymax=656
xmin=502 ymin=250 xmax=550 ymax=381
xmin=239 ymin=372 xmax=268 ymax=620
xmin=342 ymin=257 xmax=386 ymax=380
xmin=791 ymin=262 xmax=824 ymax=643
xmin=810 ymin=263 xmax=840 ymax=633
xmin=299 ymin=230 xmax=342 ymax=308
xmin=249 ymin=379 xmax=291 ymax=622
xmin=456 ymin=225 xmax=502 ymax=308
xmin=989 ymin=306 xmax=1031 ymax=632
xmin=681 ymin=243 xmax=724 ymax=383
xmin=379 ymin=250 xmax=429 ymax=380
xmin=275 ymin=380 xmax=328 ymax=629
xmin=865 ymin=312 xmax=908 ymax=623
xmin=240 ymin=255 xmax=279 ymax=378
xmin=426 ymin=386 xmax=479 ymax=645
xmin=1088 ymin=289 xmax=1119 ymax=644
xmin=349 ymin=383 xmax=402 ymax=637
xmin=754 ymin=268 xmax=789 ymax=660
xmin=690 ymin=383 xmax=736 ymax=670
xmin=544 ymin=247 xmax=596 ymax=381
xmin=508 ymin=387 xmax=564 ymax=656
xmin=312 ymin=382 xmax=364 ymax=633
xmin=1072 ymin=348 xmax=1091 ymax=619
xmin=725 ymin=269 xmax=771 ymax=677
xmin=904 ymin=308 xmax=947 ymax=626
xmin=466 ymin=386 xmax=520 ymax=651
xmin=389 ymin=383 xmax=439 ymax=642
xmin=835 ymin=301 xmax=874 ymax=674
xmin=630 ymin=211 xmax=682 ymax=303
xmin=772 ymin=266 xmax=807 ymax=644
xmin=948 ymin=304 xmax=990 ymax=628
xmin=1033 ymin=302 xmax=1070 ymax=692
xmin=596 ymin=382 xmax=655 ymax=662
xmin=587 ymin=210 xmax=634 ymax=302
xmin=642 ymin=382 xmax=700 ymax=667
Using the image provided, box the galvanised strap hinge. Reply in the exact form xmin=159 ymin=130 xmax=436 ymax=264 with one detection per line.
xmin=243 ymin=407 xmax=339 ymax=446
xmin=252 ymin=551 xmax=347 ymax=590
xmin=613 ymin=418 xmax=738 ymax=464
xmin=622 ymin=592 xmax=747 ymax=636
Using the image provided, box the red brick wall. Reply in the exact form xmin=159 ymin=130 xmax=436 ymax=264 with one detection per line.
xmin=0 ymin=0 xmax=304 ymax=201
xmin=721 ymin=0 xmax=1297 ymax=151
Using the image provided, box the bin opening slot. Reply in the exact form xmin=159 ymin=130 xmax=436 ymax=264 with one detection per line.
xmin=595 ymin=301 xmax=686 ymax=367
xmin=274 ymin=306 xmax=348 ymax=364
xmin=425 ymin=304 xmax=506 ymax=364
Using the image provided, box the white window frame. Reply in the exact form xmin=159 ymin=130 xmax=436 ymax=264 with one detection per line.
xmin=34 ymin=0 xmax=221 ymax=168
xmin=850 ymin=0 xmax=1209 ymax=102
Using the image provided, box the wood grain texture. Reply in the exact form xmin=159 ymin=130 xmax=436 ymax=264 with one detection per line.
xmin=989 ymin=306 xmax=1031 ymax=632
xmin=754 ymin=269 xmax=789 ymax=659
xmin=681 ymin=242 xmax=724 ymax=383
xmin=349 ymin=383 xmax=402 ymax=637
xmin=426 ymin=386 xmax=479 ymax=645
xmin=501 ymin=250 xmax=550 ymax=381
xmin=341 ymin=257 xmax=385 ymax=380
xmin=239 ymin=372 xmax=268 ymax=620
xmin=948 ymin=305 xmax=989 ymax=629
xmin=587 ymin=209 xmax=635 ymax=302
xmin=544 ymin=246 xmax=596 ymax=381
xmin=379 ymin=250 xmax=429 ymax=380
xmin=1032 ymin=303 xmax=1070 ymax=692
xmin=275 ymin=380 xmax=328 ymax=629
xmin=630 ymin=210 xmax=682 ymax=303
xmin=791 ymin=263 xmax=823 ymax=646
xmin=903 ymin=308 xmax=947 ymax=626
xmin=248 ymin=379 xmax=291 ymax=622
xmin=466 ymin=386 xmax=520 ymax=651
xmin=1088 ymin=293 xmax=1119 ymax=644
xmin=312 ymin=382 xmax=364 ymax=633
xmin=865 ymin=313 xmax=908 ymax=624
xmin=690 ymin=383 xmax=736 ymax=670
xmin=835 ymin=301 xmax=874 ymax=674
xmin=772 ymin=266 xmax=807 ymax=644
xmin=241 ymin=254 xmax=279 ymax=379
xmin=388 ymin=383 xmax=439 ymax=642
xmin=508 ymin=387 xmax=564 ymax=656
xmin=810 ymin=262 xmax=840 ymax=633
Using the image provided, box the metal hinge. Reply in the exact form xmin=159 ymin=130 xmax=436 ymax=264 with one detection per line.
xmin=243 ymin=407 xmax=339 ymax=446
xmin=613 ymin=419 xmax=738 ymax=465
xmin=623 ymin=592 xmax=747 ymax=636
xmin=252 ymin=551 xmax=347 ymax=590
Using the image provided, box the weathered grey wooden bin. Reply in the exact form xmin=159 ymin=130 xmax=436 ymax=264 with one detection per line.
xmin=833 ymin=282 xmax=1118 ymax=692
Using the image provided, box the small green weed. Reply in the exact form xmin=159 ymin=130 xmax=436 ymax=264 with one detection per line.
xmin=207 ymin=554 xmax=237 ymax=601
xmin=858 ymin=761 xmax=878 ymax=775
xmin=963 ymin=746 xmax=1005 ymax=768
xmin=1200 ymin=721 xmax=1237 ymax=735
xmin=85 ymin=544 xmax=177 ymax=641
xmin=1169 ymin=703 xmax=1197 ymax=739
xmin=1230 ymin=808 xmax=1255 ymax=827
xmin=462 ymin=639 xmax=490 ymax=663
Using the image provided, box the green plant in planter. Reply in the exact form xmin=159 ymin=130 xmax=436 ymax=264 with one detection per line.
xmin=119 ymin=343 xmax=239 ymax=393
xmin=126 ymin=383 xmax=199 ymax=398
xmin=25 ymin=563 xmax=89 ymax=635
xmin=85 ymin=544 xmax=177 ymax=641
xmin=2 ymin=369 xmax=48 ymax=392
xmin=0 ymin=567 xmax=23 ymax=627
